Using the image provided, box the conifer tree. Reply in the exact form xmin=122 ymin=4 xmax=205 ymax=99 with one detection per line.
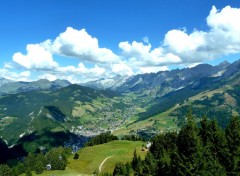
xmin=199 ymin=116 xmax=210 ymax=146
xmin=134 ymin=156 xmax=143 ymax=176
xmin=225 ymin=116 xmax=240 ymax=174
xmin=113 ymin=162 xmax=126 ymax=176
xmin=125 ymin=162 xmax=132 ymax=176
xmin=131 ymin=149 xmax=139 ymax=171
xmin=176 ymin=113 xmax=203 ymax=175
xmin=207 ymin=119 xmax=229 ymax=168
xmin=157 ymin=149 xmax=171 ymax=176
xmin=142 ymin=152 xmax=156 ymax=176
xmin=0 ymin=164 xmax=13 ymax=176
xmin=25 ymin=167 xmax=32 ymax=176
xmin=34 ymin=159 xmax=44 ymax=174
xmin=198 ymin=143 xmax=227 ymax=176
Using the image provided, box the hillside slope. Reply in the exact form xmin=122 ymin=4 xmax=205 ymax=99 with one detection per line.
xmin=39 ymin=140 xmax=146 ymax=175
xmin=0 ymin=84 xmax=141 ymax=151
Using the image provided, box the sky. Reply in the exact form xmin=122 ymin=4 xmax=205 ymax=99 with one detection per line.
xmin=0 ymin=0 xmax=240 ymax=83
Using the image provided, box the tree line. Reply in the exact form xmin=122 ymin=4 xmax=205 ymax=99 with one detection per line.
xmin=109 ymin=115 xmax=240 ymax=175
xmin=0 ymin=147 xmax=70 ymax=176
xmin=85 ymin=132 xmax=144 ymax=147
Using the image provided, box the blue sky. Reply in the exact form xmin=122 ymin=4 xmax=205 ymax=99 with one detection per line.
xmin=0 ymin=0 xmax=240 ymax=83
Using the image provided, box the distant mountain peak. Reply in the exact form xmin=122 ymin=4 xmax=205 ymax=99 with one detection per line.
xmin=217 ymin=60 xmax=230 ymax=67
xmin=0 ymin=77 xmax=13 ymax=87
xmin=81 ymin=74 xmax=130 ymax=90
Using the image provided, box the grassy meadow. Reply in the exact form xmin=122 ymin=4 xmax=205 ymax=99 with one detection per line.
xmin=22 ymin=140 xmax=147 ymax=176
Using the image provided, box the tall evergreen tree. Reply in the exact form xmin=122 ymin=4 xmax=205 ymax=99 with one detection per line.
xmin=113 ymin=162 xmax=127 ymax=176
xmin=207 ymin=120 xmax=229 ymax=168
xmin=198 ymin=143 xmax=227 ymax=176
xmin=125 ymin=162 xmax=132 ymax=176
xmin=131 ymin=149 xmax=140 ymax=171
xmin=134 ymin=156 xmax=143 ymax=176
xmin=25 ymin=167 xmax=32 ymax=176
xmin=12 ymin=162 xmax=25 ymax=176
xmin=34 ymin=159 xmax=44 ymax=174
xmin=176 ymin=113 xmax=203 ymax=175
xmin=142 ymin=152 xmax=156 ymax=176
xmin=0 ymin=164 xmax=13 ymax=176
xmin=24 ymin=153 xmax=36 ymax=171
xmin=157 ymin=149 xmax=171 ymax=176
xmin=199 ymin=116 xmax=210 ymax=146
xmin=225 ymin=116 xmax=240 ymax=174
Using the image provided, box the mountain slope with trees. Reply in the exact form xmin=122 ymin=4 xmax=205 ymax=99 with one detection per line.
xmin=111 ymin=116 xmax=240 ymax=176
xmin=0 ymin=60 xmax=240 ymax=161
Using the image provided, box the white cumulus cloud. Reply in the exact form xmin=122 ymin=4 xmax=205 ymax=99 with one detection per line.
xmin=13 ymin=43 xmax=58 ymax=70
xmin=50 ymin=27 xmax=120 ymax=64
xmin=5 ymin=5 xmax=240 ymax=83
xmin=163 ymin=5 xmax=240 ymax=63
xmin=138 ymin=66 xmax=169 ymax=74
xmin=0 ymin=68 xmax=31 ymax=81
xmin=111 ymin=62 xmax=134 ymax=76
xmin=119 ymin=41 xmax=182 ymax=66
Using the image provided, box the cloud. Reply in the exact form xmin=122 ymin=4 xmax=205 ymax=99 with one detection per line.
xmin=19 ymin=71 xmax=31 ymax=77
xmin=138 ymin=66 xmax=169 ymax=74
xmin=55 ymin=63 xmax=106 ymax=78
xmin=50 ymin=27 xmax=120 ymax=64
xmin=37 ymin=73 xmax=57 ymax=82
xmin=0 ymin=68 xmax=31 ymax=81
xmin=13 ymin=43 xmax=58 ymax=70
xmin=111 ymin=62 xmax=133 ymax=76
xmin=39 ymin=62 xmax=107 ymax=83
xmin=163 ymin=5 xmax=240 ymax=63
xmin=119 ymin=41 xmax=182 ymax=66
xmin=142 ymin=36 xmax=149 ymax=44
xmin=6 ymin=5 xmax=240 ymax=83
xmin=120 ymin=5 xmax=240 ymax=69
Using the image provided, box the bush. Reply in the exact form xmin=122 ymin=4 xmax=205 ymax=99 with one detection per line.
xmin=74 ymin=153 xmax=79 ymax=160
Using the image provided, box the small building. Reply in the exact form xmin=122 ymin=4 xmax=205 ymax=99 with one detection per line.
xmin=145 ymin=141 xmax=152 ymax=149
xmin=46 ymin=164 xmax=51 ymax=171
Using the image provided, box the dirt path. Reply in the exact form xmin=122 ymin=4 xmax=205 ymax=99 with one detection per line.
xmin=99 ymin=156 xmax=113 ymax=173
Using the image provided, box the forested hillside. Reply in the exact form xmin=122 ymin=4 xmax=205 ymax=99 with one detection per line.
xmin=0 ymin=115 xmax=239 ymax=176
xmin=111 ymin=115 xmax=240 ymax=176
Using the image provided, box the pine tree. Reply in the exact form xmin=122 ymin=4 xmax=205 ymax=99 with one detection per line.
xmin=24 ymin=153 xmax=35 ymax=171
xmin=197 ymin=144 xmax=227 ymax=176
xmin=150 ymin=134 xmax=165 ymax=159
xmin=125 ymin=162 xmax=132 ymax=176
xmin=0 ymin=164 xmax=13 ymax=176
xmin=225 ymin=116 xmax=240 ymax=174
xmin=157 ymin=149 xmax=171 ymax=176
xmin=34 ymin=159 xmax=44 ymax=174
xmin=134 ymin=156 xmax=143 ymax=176
xmin=142 ymin=152 xmax=156 ymax=176
xmin=176 ymin=113 xmax=203 ymax=175
xmin=25 ymin=167 xmax=32 ymax=176
xmin=131 ymin=149 xmax=139 ymax=171
xmin=74 ymin=153 xmax=79 ymax=159
xmin=199 ymin=116 xmax=210 ymax=146
xmin=113 ymin=162 xmax=126 ymax=176
xmin=207 ymin=120 xmax=229 ymax=168
xmin=12 ymin=162 xmax=25 ymax=176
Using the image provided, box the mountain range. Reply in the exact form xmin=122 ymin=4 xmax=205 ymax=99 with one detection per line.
xmin=0 ymin=59 xmax=239 ymax=153
xmin=0 ymin=79 xmax=71 ymax=95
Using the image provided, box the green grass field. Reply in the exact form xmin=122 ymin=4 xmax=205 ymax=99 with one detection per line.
xmin=67 ymin=140 xmax=146 ymax=175
xmin=113 ymin=106 xmax=179 ymax=135
xmin=25 ymin=140 xmax=146 ymax=176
